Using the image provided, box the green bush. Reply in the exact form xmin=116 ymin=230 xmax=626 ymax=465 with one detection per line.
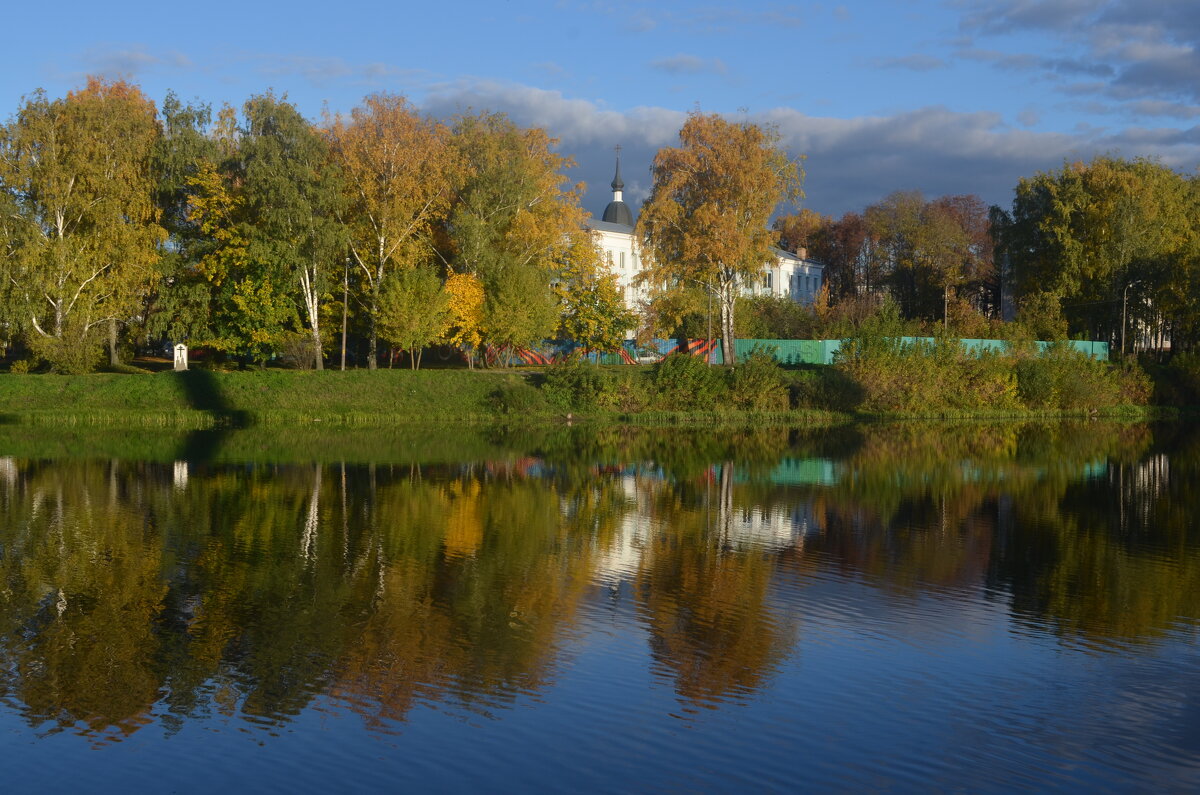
xmin=1015 ymin=343 xmax=1145 ymax=410
xmin=1015 ymin=356 xmax=1057 ymax=408
xmin=490 ymin=378 xmax=547 ymax=416
xmin=833 ymin=332 xmax=1142 ymax=414
xmin=543 ymin=356 xmax=609 ymax=409
xmin=728 ymin=351 xmax=789 ymax=410
xmin=652 ymin=353 xmax=725 ymax=410
xmin=789 ymin=367 xmax=864 ymax=410
xmin=29 ymin=331 xmax=104 ymax=375
xmin=605 ymin=369 xmax=651 ymax=413
xmin=8 ymin=359 xmax=33 ymax=374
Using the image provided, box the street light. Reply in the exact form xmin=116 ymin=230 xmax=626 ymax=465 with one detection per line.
xmin=1121 ymin=280 xmax=1141 ymax=357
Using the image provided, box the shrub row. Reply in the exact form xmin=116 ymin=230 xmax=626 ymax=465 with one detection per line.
xmin=834 ymin=338 xmax=1149 ymax=413
xmin=543 ymin=340 xmax=1150 ymax=416
xmin=543 ymin=351 xmax=792 ymax=414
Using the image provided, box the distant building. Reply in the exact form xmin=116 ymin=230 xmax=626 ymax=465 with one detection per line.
xmin=585 ymin=151 xmax=825 ymax=313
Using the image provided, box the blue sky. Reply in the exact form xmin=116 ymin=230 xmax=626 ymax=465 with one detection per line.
xmin=2 ymin=0 xmax=1197 ymax=217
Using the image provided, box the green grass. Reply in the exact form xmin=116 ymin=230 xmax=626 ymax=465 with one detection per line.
xmin=0 ymin=367 xmax=1169 ymax=429
xmin=0 ymin=369 xmax=555 ymax=425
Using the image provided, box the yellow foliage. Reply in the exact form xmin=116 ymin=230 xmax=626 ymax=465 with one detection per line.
xmin=443 ymin=271 xmax=485 ymax=350
xmin=186 ymin=161 xmax=249 ymax=286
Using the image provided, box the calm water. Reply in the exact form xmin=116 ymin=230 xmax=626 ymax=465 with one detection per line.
xmin=1 ymin=422 xmax=1199 ymax=791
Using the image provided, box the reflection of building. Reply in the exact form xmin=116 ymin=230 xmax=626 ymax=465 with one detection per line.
xmin=592 ymin=474 xmax=655 ymax=584
xmin=722 ymin=503 xmax=818 ymax=551
xmin=590 ymin=466 xmax=821 ymax=584
xmin=586 ymin=152 xmax=826 ymax=313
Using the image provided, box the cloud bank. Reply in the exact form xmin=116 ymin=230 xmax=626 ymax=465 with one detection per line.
xmin=421 ymin=80 xmax=1200 ymax=218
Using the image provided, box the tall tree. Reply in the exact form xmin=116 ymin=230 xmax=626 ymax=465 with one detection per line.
xmin=773 ymin=207 xmax=827 ymax=255
xmin=0 ymin=78 xmax=164 ymax=371
xmin=811 ymin=211 xmax=871 ymax=300
xmin=864 ymin=191 xmax=992 ymax=325
xmin=443 ymin=112 xmax=585 ymax=360
xmin=239 ymin=94 xmax=346 ymax=369
xmin=326 ymin=94 xmax=457 ymax=369
xmin=638 ymin=112 xmax=803 ymax=365
xmin=994 ymin=156 xmax=1195 ymax=347
xmin=146 ymin=92 xmax=219 ymax=346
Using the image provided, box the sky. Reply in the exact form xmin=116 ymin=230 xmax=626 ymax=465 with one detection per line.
xmin=2 ymin=0 xmax=1197 ymax=218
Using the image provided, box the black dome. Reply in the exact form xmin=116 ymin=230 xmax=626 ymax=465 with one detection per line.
xmin=602 ymin=200 xmax=634 ymax=226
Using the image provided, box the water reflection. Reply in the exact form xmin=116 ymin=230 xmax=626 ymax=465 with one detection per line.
xmin=0 ymin=421 xmax=1197 ymax=746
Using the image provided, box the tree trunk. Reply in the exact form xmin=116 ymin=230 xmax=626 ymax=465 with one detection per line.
xmin=364 ymin=284 xmax=379 ymax=372
xmin=108 ymin=320 xmax=119 ymax=367
xmin=340 ymin=259 xmax=349 ymax=371
xmin=719 ymin=281 xmax=736 ymax=366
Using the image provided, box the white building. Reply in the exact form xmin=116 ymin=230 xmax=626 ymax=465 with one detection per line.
xmin=586 ymin=153 xmax=825 ymax=313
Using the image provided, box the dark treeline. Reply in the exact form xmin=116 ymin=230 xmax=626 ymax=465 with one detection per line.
xmin=764 ymin=158 xmax=1200 ymax=355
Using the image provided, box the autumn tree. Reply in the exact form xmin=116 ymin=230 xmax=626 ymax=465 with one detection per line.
xmin=326 ymin=94 xmax=457 ymax=369
xmin=638 ymin=112 xmax=803 ymax=365
xmin=482 ymin=265 xmax=561 ymax=366
xmin=0 ymin=78 xmax=164 ymax=371
xmin=186 ymin=150 xmax=294 ymax=363
xmin=145 ymin=92 xmax=220 ymax=345
xmin=443 ymin=271 xmax=485 ymax=368
xmin=443 ymin=112 xmax=585 ymax=360
xmin=864 ymin=191 xmax=993 ymax=325
xmin=812 ymin=211 xmax=871 ymax=299
xmin=773 ymin=207 xmax=827 ymax=255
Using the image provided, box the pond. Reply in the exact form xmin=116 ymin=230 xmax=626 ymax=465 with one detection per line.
xmin=0 ymin=421 xmax=1198 ymax=791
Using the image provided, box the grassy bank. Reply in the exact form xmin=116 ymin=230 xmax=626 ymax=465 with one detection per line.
xmin=0 ymin=369 xmax=545 ymax=426
xmin=0 ymin=345 xmax=1162 ymax=428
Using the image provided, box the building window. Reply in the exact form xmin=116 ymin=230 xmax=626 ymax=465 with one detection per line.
xmin=765 ymin=272 xmax=773 ymax=290
xmin=620 ymin=252 xmax=626 ymax=269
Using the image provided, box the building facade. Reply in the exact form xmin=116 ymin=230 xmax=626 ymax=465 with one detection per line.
xmin=586 ymin=153 xmax=825 ymax=313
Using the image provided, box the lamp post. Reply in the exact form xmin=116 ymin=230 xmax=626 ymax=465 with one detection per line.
xmin=1121 ymin=280 xmax=1140 ymax=357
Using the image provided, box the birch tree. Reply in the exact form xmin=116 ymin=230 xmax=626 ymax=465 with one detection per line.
xmin=0 ymin=78 xmax=164 ymax=370
xmin=239 ymin=94 xmax=345 ymax=369
xmin=326 ymin=94 xmax=456 ymax=369
xmin=638 ymin=112 xmax=802 ymax=365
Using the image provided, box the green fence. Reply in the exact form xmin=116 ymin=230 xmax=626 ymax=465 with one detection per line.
xmin=733 ymin=337 xmax=1109 ymax=364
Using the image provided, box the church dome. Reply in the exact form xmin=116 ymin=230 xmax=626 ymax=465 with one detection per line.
xmin=600 ymin=150 xmax=634 ymax=227
xmin=602 ymin=199 xmax=634 ymax=226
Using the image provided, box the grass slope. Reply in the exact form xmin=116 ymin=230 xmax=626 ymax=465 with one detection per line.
xmin=0 ymin=369 xmax=547 ymax=425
